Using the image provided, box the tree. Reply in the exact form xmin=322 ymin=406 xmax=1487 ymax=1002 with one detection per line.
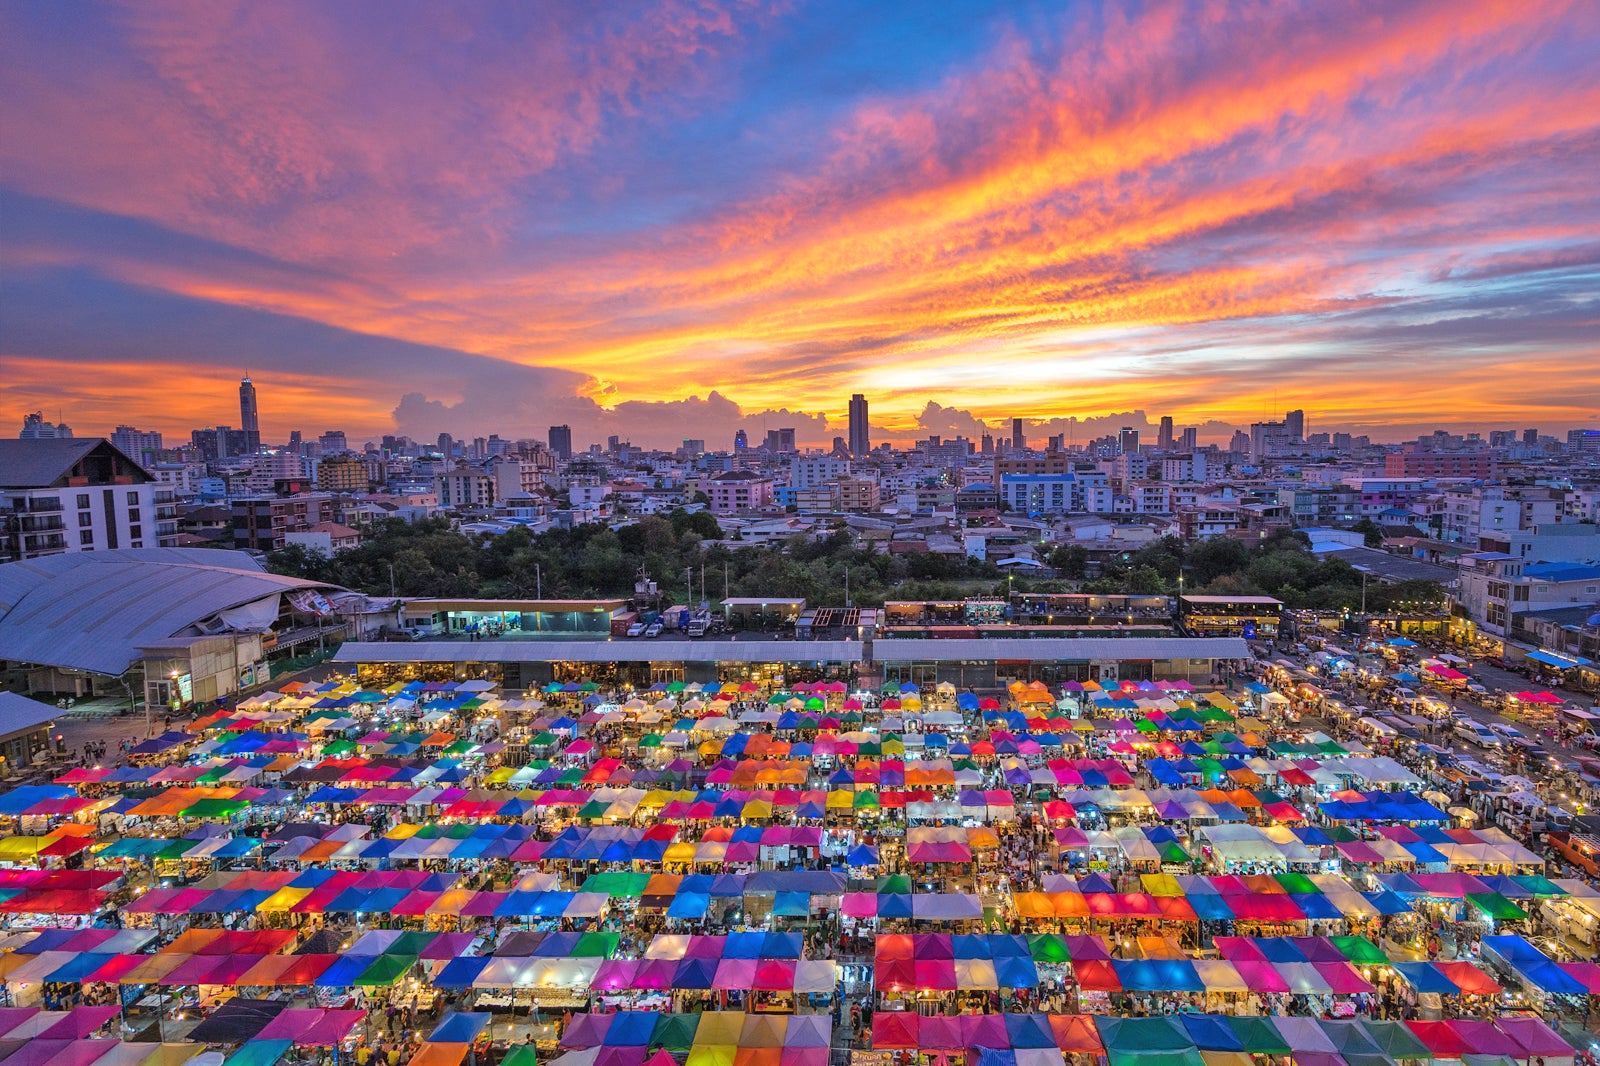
xmin=1350 ymin=518 xmax=1385 ymax=548
xmin=1047 ymin=544 xmax=1089 ymax=579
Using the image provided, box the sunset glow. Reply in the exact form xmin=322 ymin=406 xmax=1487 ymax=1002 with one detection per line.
xmin=2 ymin=0 xmax=1597 ymax=446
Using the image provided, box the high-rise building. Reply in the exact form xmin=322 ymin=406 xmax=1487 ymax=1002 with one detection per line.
xmin=110 ymin=426 xmax=163 ymax=467
xmin=19 ymin=413 xmax=72 ymax=439
xmin=848 ymin=394 xmax=870 ymax=457
xmin=318 ymin=431 xmax=348 ymax=454
xmin=764 ymin=428 xmax=796 ymax=453
xmin=547 ymin=425 xmax=572 ymax=460
xmin=437 ymin=432 xmax=454 ymax=459
xmin=1118 ymin=427 xmax=1139 ymax=455
xmin=1179 ymin=427 xmax=1198 ymax=451
xmin=239 ymin=375 xmax=260 ymax=453
xmin=1158 ymin=416 xmax=1174 ymax=450
xmin=1249 ymin=421 xmax=1292 ymax=461
xmin=1011 ymin=418 xmax=1025 ymax=451
xmin=1285 ymin=409 xmax=1305 ymax=443
xmin=980 ymin=434 xmax=994 ymax=454
xmin=1565 ymin=429 xmax=1600 ymax=454
xmin=734 ymin=429 xmax=748 ymax=453
xmin=1523 ymin=428 xmax=1539 ymax=445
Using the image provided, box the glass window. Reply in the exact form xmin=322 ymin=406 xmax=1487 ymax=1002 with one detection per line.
xmin=127 ymin=490 xmax=139 ymax=503
xmin=79 ymin=530 xmax=93 ymax=545
xmin=77 ymin=493 xmax=90 ymax=508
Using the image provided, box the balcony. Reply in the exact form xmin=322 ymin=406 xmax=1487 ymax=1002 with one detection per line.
xmin=12 ymin=497 xmax=62 ymax=514
xmin=18 ymin=515 xmax=65 ymax=534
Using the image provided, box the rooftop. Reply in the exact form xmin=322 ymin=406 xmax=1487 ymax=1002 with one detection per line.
xmin=1523 ymin=562 xmax=1600 ymax=582
xmin=0 ymin=548 xmax=341 ymax=676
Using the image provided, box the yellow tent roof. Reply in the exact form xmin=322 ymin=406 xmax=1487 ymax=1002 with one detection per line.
xmin=256 ymin=887 xmax=313 ymax=912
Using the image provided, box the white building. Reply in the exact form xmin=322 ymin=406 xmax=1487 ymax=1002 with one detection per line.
xmin=434 ymin=465 xmax=494 ymax=509
xmin=1 ymin=438 xmax=174 ymax=561
xmin=791 ymin=456 xmax=853 ymax=491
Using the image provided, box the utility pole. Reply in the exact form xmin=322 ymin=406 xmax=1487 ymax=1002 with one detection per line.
xmin=386 ymin=561 xmax=397 ymax=598
xmin=536 ymin=563 xmax=542 ymax=600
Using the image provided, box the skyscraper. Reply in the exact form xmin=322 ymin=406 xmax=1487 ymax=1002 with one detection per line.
xmin=848 ymin=394 xmax=870 ymax=456
xmin=239 ymin=375 xmax=260 ymax=453
xmin=1011 ymin=418 xmax=1025 ymax=451
xmin=1285 ymin=409 xmax=1305 ymax=442
xmin=734 ymin=429 xmax=748 ymax=453
xmin=1158 ymin=416 xmax=1174 ymax=450
xmin=1119 ymin=427 xmax=1139 ymax=455
xmin=547 ymin=425 xmax=572 ymax=460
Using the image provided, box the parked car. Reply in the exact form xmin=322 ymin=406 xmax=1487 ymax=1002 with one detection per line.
xmin=1454 ymin=720 xmax=1501 ymax=748
xmin=644 ymin=622 xmax=663 ymax=638
xmin=1489 ymin=722 xmax=1526 ymax=741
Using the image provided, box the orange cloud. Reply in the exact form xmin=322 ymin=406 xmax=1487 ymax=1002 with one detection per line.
xmin=2 ymin=0 xmax=1597 ymax=441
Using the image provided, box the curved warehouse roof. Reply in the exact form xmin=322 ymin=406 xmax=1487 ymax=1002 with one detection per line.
xmin=0 ymin=548 xmax=340 ymax=676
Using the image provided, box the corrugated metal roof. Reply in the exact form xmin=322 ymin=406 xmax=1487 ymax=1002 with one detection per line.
xmin=871 ymin=637 xmax=1251 ymax=662
xmin=0 ymin=549 xmax=336 ymax=676
xmin=0 ymin=692 xmax=57 ymax=740
xmin=332 ymin=635 xmax=1250 ymax=665
xmin=333 ymin=640 xmax=865 ymax=664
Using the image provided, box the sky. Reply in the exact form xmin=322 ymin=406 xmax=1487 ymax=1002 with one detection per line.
xmin=2 ymin=0 xmax=1598 ymax=450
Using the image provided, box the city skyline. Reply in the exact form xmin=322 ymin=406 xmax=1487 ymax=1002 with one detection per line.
xmin=2 ymin=1 xmax=1599 ymax=447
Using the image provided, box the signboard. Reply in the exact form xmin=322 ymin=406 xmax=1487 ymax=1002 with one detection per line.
xmin=1242 ymin=622 xmax=1258 ymax=639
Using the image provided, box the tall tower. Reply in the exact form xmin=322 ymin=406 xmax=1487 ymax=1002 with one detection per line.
xmin=239 ymin=374 xmax=261 ymax=453
xmin=1285 ymin=409 xmax=1305 ymax=443
xmin=547 ymin=425 xmax=572 ymax=460
xmin=1158 ymin=416 xmax=1174 ymax=450
xmin=1011 ymin=418 xmax=1025 ymax=451
xmin=848 ymin=394 xmax=870 ymax=457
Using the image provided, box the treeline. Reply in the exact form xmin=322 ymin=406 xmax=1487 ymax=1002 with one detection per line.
xmin=266 ymin=519 xmax=1446 ymax=614
xmin=265 ymin=515 xmax=1005 ymax=606
xmin=1051 ymin=532 xmax=1446 ymax=611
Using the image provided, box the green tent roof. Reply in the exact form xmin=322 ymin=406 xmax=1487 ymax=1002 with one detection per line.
xmin=1329 ymin=935 xmax=1390 ymax=965
xmin=354 ymin=954 xmax=417 ymax=986
xmin=386 ymin=930 xmax=435 ymax=956
xmin=877 ymin=875 xmax=912 ymax=894
xmin=180 ymin=798 xmax=249 ymax=819
xmin=1274 ymin=872 xmax=1318 ymax=895
xmin=1224 ymin=1016 xmax=1290 ymax=1055
xmin=579 ymin=871 xmax=651 ymax=897
xmin=573 ymin=931 xmax=620 ymax=957
xmin=1357 ymin=1020 xmax=1432 ymax=1060
xmin=651 ymin=1013 xmax=701 ymax=1051
xmin=1027 ymin=933 xmax=1071 ymax=963
xmin=1510 ymin=873 xmax=1565 ymax=897
xmin=1465 ymin=891 xmax=1527 ymax=921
